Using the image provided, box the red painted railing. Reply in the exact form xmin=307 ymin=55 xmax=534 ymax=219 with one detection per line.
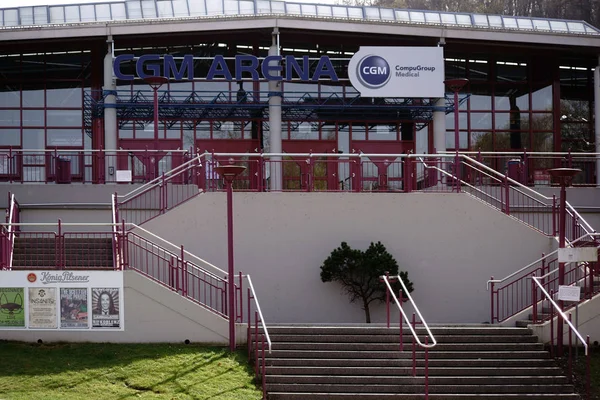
xmin=114 ymin=154 xmax=203 ymax=226
xmin=1 ymin=192 xmax=20 ymax=270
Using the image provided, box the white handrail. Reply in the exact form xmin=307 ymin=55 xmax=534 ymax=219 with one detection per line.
xmin=532 ymin=275 xmax=588 ymax=355
xmin=486 ymin=232 xmax=600 ymax=289
xmin=116 ymin=153 xmax=203 ymax=201
xmin=111 ymin=193 xmax=120 ymax=270
xmin=7 ymin=193 xmax=16 ymax=270
xmin=382 ymin=274 xmax=436 ymax=349
xmin=246 ymin=275 xmax=272 ymax=354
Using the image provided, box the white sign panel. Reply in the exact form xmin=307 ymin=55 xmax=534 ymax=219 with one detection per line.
xmin=348 ymin=47 xmax=445 ymax=98
xmin=558 ymin=247 xmax=598 ymax=263
xmin=116 ymin=170 xmax=132 ymax=183
xmin=558 ymin=285 xmax=581 ymax=302
xmin=0 ymin=270 xmax=124 ymax=331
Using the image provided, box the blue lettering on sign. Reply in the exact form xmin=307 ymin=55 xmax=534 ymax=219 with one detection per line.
xmin=356 ymin=55 xmax=390 ymax=89
xmin=113 ymin=54 xmax=339 ymax=82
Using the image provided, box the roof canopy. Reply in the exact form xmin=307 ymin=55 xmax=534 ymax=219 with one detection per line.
xmin=1 ymin=0 xmax=599 ymax=37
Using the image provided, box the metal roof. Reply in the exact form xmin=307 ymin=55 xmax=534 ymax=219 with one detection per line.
xmin=1 ymin=0 xmax=599 ymax=36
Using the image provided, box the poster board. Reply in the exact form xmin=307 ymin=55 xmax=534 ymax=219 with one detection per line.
xmin=0 ymin=271 xmax=123 ymax=331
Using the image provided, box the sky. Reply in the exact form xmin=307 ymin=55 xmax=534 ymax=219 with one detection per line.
xmin=1 ymin=0 xmax=339 ymax=7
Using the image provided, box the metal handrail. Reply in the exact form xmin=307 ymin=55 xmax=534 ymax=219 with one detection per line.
xmin=116 ymin=153 xmax=202 ymax=201
xmin=532 ymin=275 xmax=588 ymax=355
xmin=111 ymin=193 xmax=120 ymax=270
xmin=487 ymin=232 xmax=600 ymax=289
xmin=246 ymin=275 xmax=272 ymax=354
xmin=6 ymin=193 xmax=17 ymax=270
xmin=382 ymin=274 xmax=436 ymax=349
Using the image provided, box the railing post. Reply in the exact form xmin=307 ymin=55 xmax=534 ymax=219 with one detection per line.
xmin=254 ymin=311 xmax=259 ymax=377
xmin=550 ymin=289 xmax=555 ymax=358
xmin=238 ymin=271 xmax=243 ymax=323
xmin=261 ymin=333 xmax=266 ymax=400
xmin=412 ymin=313 xmax=416 ymax=377
xmin=399 ymin=289 xmax=403 ymax=352
xmin=385 ymin=271 xmax=390 ymax=328
xmin=404 ymin=156 xmax=412 ymax=193
xmin=57 ymin=219 xmax=63 ymax=269
xmin=532 ymin=275 xmax=537 ymax=323
xmin=247 ymin=288 xmax=252 ymax=359
xmin=504 ymin=174 xmax=510 ymax=215
xmin=425 ymin=335 xmax=429 ymax=400
xmin=586 ymin=335 xmax=590 ymax=400
xmin=568 ymin=313 xmax=573 ymax=382
xmin=180 ymin=245 xmax=187 ymax=297
xmin=121 ymin=220 xmax=128 ymax=269
xmin=490 ymin=277 xmax=495 ymax=324
xmin=552 ymin=195 xmax=557 ymax=237
xmin=454 ymin=151 xmax=461 ymax=193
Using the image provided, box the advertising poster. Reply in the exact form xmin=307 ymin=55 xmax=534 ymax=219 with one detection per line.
xmin=92 ymin=288 xmax=120 ymax=328
xmin=28 ymin=287 xmax=57 ymax=329
xmin=60 ymin=288 xmax=88 ymax=328
xmin=0 ymin=287 xmax=25 ymax=327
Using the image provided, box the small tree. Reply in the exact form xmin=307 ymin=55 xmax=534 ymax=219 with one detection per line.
xmin=320 ymin=241 xmax=413 ymax=323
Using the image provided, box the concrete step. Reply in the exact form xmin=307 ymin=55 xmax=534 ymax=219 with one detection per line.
xmin=263 ymin=366 xmax=563 ymax=376
xmin=267 ymin=393 xmax=581 ymax=399
xmin=265 ymin=384 xmax=574 ymax=394
xmin=265 ymin=375 xmax=569 ymax=385
xmin=265 ymin=342 xmax=544 ymax=352
xmin=259 ymin=358 xmax=558 ymax=368
xmin=262 ymin=334 xmax=539 ymax=344
xmin=262 ymin=350 xmax=551 ymax=360
xmin=263 ymin=326 xmax=532 ymax=336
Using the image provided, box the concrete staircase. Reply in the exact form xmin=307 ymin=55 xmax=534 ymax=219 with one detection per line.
xmin=11 ymin=237 xmax=114 ymax=269
xmin=254 ymin=325 xmax=580 ymax=399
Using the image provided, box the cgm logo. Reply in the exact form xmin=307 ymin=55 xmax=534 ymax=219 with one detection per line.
xmin=356 ymin=55 xmax=391 ymax=89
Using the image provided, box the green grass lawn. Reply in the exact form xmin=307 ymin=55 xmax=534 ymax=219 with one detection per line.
xmin=0 ymin=341 xmax=262 ymax=400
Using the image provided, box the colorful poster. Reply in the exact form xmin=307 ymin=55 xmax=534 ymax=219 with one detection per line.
xmin=91 ymin=288 xmax=120 ymax=328
xmin=28 ymin=287 xmax=57 ymax=329
xmin=60 ymin=288 xmax=88 ymax=329
xmin=0 ymin=288 xmax=25 ymax=327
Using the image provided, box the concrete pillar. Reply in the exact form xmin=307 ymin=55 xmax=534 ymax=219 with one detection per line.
xmin=103 ymin=37 xmax=118 ymax=181
xmin=595 ymin=56 xmax=600 ymax=187
xmin=433 ymin=97 xmax=446 ymax=154
xmin=268 ymin=28 xmax=282 ymax=191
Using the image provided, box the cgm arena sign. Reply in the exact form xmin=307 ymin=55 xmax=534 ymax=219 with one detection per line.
xmin=113 ymin=54 xmax=339 ymax=82
xmin=348 ymin=46 xmax=444 ymax=98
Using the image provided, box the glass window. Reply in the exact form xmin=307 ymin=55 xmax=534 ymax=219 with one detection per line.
xmin=488 ymin=15 xmax=502 ymax=27
xmin=532 ymin=85 xmax=552 ymax=111
xmin=445 ymin=111 xmax=468 ymax=130
xmin=456 ymin=14 xmax=471 ymax=25
xmin=0 ymin=91 xmax=20 ymax=108
xmin=550 ymin=20 xmax=568 ymax=32
xmin=369 ymin=124 xmax=396 ymax=141
xmin=22 ymin=129 xmax=44 ymax=149
xmin=445 ymin=130 xmax=468 ymax=149
xmin=496 ymin=61 xmax=527 ymax=82
xmin=49 ymin=7 xmax=65 ymax=23
xmin=380 ymin=8 xmax=394 ymax=20
xmin=425 ymin=12 xmax=440 ymax=24
xmin=22 ymin=89 xmax=44 ymax=108
xmin=532 ymin=19 xmax=550 ymax=31
xmin=471 ymin=131 xmax=493 ymax=151
xmin=64 ymin=6 xmax=80 ymax=22
xmin=142 ymin=0 xmax=157 ymax=17
xmin=271 ymin=1 xmax=285 ymax=14
xmin=494 ymin=88 xmax=529 ymax=111
xmin=347 ymin=7 xmax=362 ymax=18
xmin=530 ymin=113 xmax=553 ymax=131
xmin=34 ymin=7 xmax=47 ymax=24
xmin=290 ymin=122 xmax=318 ymax=140
xmin=22 ymin=110 xmax=44 ymax=127
xmin=351 ymin=124 xmax=366 ymax=140
xmin=440 ymin=13 xmax=456 ymax=24
xmin=301 ymin=4 xmax=317 ymax=15
xmin=409 ymin=11 xmax=425 ymax=23
xmin=0 ymin=110 xmax=20 ymax=126
xmin=256 ymin=0 xmax=270 ymax=13
xmin=239 ymin=1 xmax=254 ymax=14
xmin=286 ymin=4 xmax=300 ymax=14
xmin=47 ymin=129 xmax=83 ymax=147
xmin=365 ymin=7 xmax=380 ymax=20
xmin=47 ymin=110 xmax=82 ymax=127
xmin=332 ymin=6 xmax=347 ymax=18
xmin=47 ymin=88 xmax=83 ymax=107
xmin=111 ymin=3 xmax=127 ymax=20
xmin=317 ymin=6 xmax=332 ymax=17
xmin=567 ymin=22 xmax=585 ymax=33
xmin=0 ymin=129 xmax=20 ymax=146
xmin=469 ymin=92 xmax=492 ymax=110
xmin=468 ymin=60 xmax=489 ymax=81
xmin=172 ymin=0 xmax=189 ymax=16
xmin=473 ymin=14 xmax=488 ymax=26
xmin=157 ymin=1 xmax=174 ymax=17
xmin=470 ymin=112 xmax=492 ymax=129
xmin=95 ymin=4 xmax=111 ymax=21
xmin=224 ymin=0 xmax=238 ymax=14
xmin=20 ymin=7 xmax=34 ymax=25
xmin=503 ymin=17 xmax=518 ymax=28
xmin=395 ymin=10 xmax=409 ymax=21
xmin=4 ymin=10 xmax=18 ymax=26
xmin=517 ymin=18 xmax=533 ymax=29
xmin=80 ymin=5 xmax=95 ymax=22
xmin=127 ymin=1 xmax=143 ymax=18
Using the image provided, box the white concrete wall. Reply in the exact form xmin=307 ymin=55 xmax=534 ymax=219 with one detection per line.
xmin=0 ymin=271 xmax=245 ymax=344
xmin=141 ymin=192 xmax=555 ymax=324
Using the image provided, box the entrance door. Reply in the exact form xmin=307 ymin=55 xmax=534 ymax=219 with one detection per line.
xmin=351 ymin=140 xmax=414 ymax=192
xmin=282 ymin=140 xmax=338 ymax=191
xmin=118 ymin=139 xmax=183 ymax=183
